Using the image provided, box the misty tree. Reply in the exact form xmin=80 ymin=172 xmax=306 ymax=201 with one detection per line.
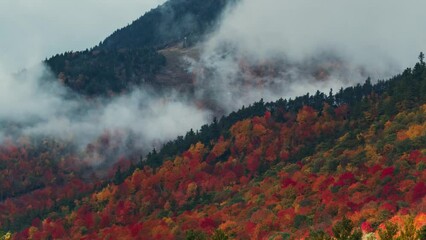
xmin=113 ymin=166 xmax=124 ymax=185
xmin=419 ymin=52 xmax=425 ymax=65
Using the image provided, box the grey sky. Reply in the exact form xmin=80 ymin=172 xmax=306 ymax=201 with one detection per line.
xmin=0 ymin=0 xmax=166 ymax=71
xmin=211 ymin=0 xmax=426 ymax=72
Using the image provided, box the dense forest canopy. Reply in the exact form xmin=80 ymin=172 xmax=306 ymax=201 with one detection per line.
xmin=0 ymin=0 xmax=425 ymax=239
xmin=1 ymin=55 xmax=425 ymax=239
xmin=45 ymin=48 xmax=166 ymax=96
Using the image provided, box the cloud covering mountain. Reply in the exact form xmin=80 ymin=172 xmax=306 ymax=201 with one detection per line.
xmin=0 ymin=0 xmax=425 ymax=166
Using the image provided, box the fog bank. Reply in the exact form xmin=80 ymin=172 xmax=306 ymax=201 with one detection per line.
xmin=191 ymin=0 xmax=426 ymax=112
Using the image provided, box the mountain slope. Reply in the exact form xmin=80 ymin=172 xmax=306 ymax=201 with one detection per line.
xmin=100 ymin=0 xmax=234 ymax=50
xmin=7 ymin=59 xmax=426 ymax=239
xmin=44 ymin=0 xmax=235 ymax=97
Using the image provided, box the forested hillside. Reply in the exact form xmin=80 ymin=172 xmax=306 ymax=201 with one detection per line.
xmin=3 ymin=56 xmax=425 ymax=239
xmin=1 ymin=0 xmax=426 ymax=239
xmin=43 ymin=0 xmax=236 ymax=96
xmin=99 ymin=0 xmax=234 ymax=50
xmin=45 ymin=48 xmax=166 ymax=96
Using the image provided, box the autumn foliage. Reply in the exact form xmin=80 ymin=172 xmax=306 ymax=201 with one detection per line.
xmin=4 ymin=100 xmax=424 ymax=239
xmin=2 ymin=59 xmax=426 ymax=239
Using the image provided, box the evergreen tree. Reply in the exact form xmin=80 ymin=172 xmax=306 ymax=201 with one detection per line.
xmin=332 ymin=217 xmax=362 ymax=240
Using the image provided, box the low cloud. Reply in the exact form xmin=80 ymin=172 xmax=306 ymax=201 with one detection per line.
xmin=0 ymin=62 xmax=211 ymax=166
xmin=190 ymin=0 xmax=426 ymax=112
xmin=1 ymin=0 xmax=426 ymax=167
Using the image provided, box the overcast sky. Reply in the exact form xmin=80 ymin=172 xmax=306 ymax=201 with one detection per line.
xmin=210 ymin=0 xmax=426 ymax=72
xmin=0 ymin=0 xmax=166 ymax=72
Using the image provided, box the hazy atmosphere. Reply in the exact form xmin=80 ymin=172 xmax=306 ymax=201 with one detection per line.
xmin=0 ymin=0 xmax=425 ymax=162
xmin=1 ymin=1 xmax=426 ymax=238
xmin=193 ymin=0 xmax=426 ymax=112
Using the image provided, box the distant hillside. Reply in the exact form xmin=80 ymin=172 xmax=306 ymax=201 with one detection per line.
xmin=6 ymin=57 xmax=426 ymax=239
xmin=45 ymin=48 xmax=166 ymax=96
xmin=100 ymin=0 xmax=234 ymax=50
xmin=44 ymin=0 xmax=235 ymax=96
